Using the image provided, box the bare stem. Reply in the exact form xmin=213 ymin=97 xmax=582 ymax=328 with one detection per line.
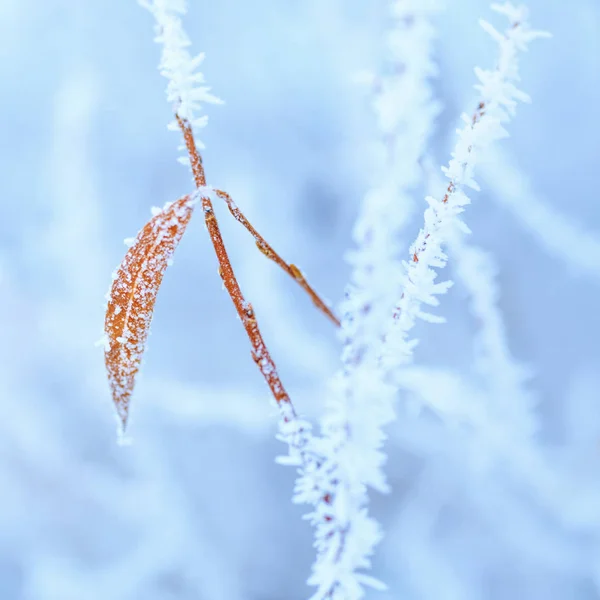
xmin=176 ymin=115 xmax=339 ymax=327
xmin=213 ymin=188 xmax=340 ymax=327
xmin=177 ymin=116 xmax=296 ymax=413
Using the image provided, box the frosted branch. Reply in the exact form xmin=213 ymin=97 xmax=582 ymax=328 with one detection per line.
xmin=450 ymin=232 xmax=538 ymax=439
xmin=140 ymin=0 xmax=222 ymax=153
xmin=279 ymin=3 xmax=442 ymax=598
xmin=423 ymin=159 xmax=538 ymax=441
xmin=383 ymin=2 xmax=550 ymax=371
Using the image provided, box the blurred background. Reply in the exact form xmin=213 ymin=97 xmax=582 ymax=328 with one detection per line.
xmin=1 ymin=0 xmax=599 ymax=598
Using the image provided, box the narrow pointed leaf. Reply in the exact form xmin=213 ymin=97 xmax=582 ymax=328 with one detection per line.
xmin=104 ymin=194 xmax=197 ymax=432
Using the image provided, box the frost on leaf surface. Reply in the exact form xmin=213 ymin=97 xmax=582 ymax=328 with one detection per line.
xmin=104 ymin=194 xmax=197 ymax=431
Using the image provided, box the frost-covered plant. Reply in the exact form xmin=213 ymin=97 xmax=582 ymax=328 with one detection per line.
xmin=103 ymin=0 xmax=337 ymax=437
xmin=102 ymin=1 xmax=549 ymax=598
xmin=383 ymin=3 xmax=550 ymax=370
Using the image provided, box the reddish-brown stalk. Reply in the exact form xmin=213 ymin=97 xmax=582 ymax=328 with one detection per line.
xmin=176 ymin=118 xmax=338 ymax=327
xmin=177 ymin=116 xmax=296 ymax=414
xmin=213 ymin=188 xmax=340 ymax=327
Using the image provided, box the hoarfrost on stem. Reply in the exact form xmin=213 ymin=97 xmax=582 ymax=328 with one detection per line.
xmin=383 ymin=2 xmax=550 ymax=372
xmin=280 ymin=2 xmax=442 ymax=598
xmin=139 ymin=0 xmax=222 ymax=151
xmin=421 ymin=160 xmax=538 ymax=444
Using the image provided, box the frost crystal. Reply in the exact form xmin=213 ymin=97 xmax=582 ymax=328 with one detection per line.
xmin=139 ymin=0 xmax=222 ymax=153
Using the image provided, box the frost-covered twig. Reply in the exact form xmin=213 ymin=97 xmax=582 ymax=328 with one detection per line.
xmin=384 ymin=2 xmax=550 ymax=370
xmin=422 ymin=159 xmax=539 ymax=441
xmin=139 ymin=0 xmax=222 ymax=156
xmin=175 ymin=120 xmax=297 ymax=411
xmin=214 ymin=188 xmax=340 ymax=327
xmin=279 ymin=3 xmax=442 ymax=598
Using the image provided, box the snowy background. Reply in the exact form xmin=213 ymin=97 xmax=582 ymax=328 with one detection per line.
xmin=1 ymin=0 xmax=599 ymax=598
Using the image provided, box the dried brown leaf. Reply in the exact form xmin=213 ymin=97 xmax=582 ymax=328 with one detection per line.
xmin=104 ymin=194 xmax=197 ymax=432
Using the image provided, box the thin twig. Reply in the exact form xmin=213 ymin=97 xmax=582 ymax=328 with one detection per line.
xmin=176 ymin=116 xmax=339 ymax=327
xmin=213 ymin=188 xmax=340 ymax=327
xmin=176 ymin=115 xmax=295 ymax=414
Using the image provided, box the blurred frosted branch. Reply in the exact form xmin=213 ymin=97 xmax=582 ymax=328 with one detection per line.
xmin=11 ymin=423 xmax=245 ymax=600
xmin=397 ymin=151 xmax=600 ymax=546
xmin=384 ymin=463 xmax=474 ymax=600
xmin=482 ymin=145 xmax=600 ymax=281
xmin=395 ymin=362 xmax=600 ymax=578
xmin=450 ymin=232 xmax=538 ymax=439
xmin=394 ymin=187 xmax=600 ymax=571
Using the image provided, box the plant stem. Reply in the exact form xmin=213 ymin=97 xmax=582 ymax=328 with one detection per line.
xmin=214 ymin=188 xmax=340 ymax=327
xmin=177 ymin=116 xmax=295 ymax=413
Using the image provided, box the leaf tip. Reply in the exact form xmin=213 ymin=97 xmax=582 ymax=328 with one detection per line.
xmin=116 ymin=413 xmax=133 ymax=446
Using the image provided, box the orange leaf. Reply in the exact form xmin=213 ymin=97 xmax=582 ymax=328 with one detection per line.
xmin=104 ymin=194 xmax=197 ymax=432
